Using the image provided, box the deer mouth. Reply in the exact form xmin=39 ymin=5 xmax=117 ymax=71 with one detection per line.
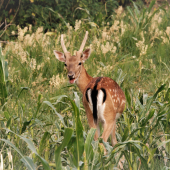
xmin=69 ymin=77 xmax=75 ymax=84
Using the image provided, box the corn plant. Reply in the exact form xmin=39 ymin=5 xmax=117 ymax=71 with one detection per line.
xmin=0 ymin=84 xmax=170 ymax=169
xmin=0 ymin=45 xmax=8 ymax=107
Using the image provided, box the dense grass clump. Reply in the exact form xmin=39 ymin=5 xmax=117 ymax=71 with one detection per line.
xmin=0 ymin=1 xmax=170 ymax=169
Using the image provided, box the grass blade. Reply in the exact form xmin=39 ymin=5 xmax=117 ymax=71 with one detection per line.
xmin=43 ymin=101 xmax=66 ymax=127
xmin=21 ymin=156 xmax=37 ymax=170
xmin=0 ymin=46 xmax=8 ymax=106
xmin=4 ymin=129 xmax=51 ymax=170
xmin=55 ymin=128 xmax=73 ymax=169
xmin=85 ymin=128 xmax=96 ymax=162
xmin=125 ymin=88 xmax=131 ymax=107
xmin=0 ymin=139 xmax=36 ymax=170
xmin=38 ymin=132 xmax=51 ymax=156
xmin=145 ymin=84 xmax=166 ymax=114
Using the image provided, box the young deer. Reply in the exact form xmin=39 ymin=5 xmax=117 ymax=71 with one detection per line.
xmin=54 ymin=31 xmax=125 ymax=150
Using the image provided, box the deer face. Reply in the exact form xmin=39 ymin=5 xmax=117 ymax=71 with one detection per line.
xmin=53 ymin=48 xmax=91 ymax=84
xmin=54 ymin=31 xmax=90 ymax=84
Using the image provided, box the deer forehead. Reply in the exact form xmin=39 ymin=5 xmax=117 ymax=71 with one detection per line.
xmin=66 ymin=55 xmax=81 ymax=64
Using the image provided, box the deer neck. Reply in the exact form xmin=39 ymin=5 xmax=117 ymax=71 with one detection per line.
xmin=76 ymin=64 xmax=92 ymax=93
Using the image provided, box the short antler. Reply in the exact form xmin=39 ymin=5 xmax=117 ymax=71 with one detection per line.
xmin=61 ymin=31 xmax=88 ymax=54
xmin=79 ymin=31 xmax=88 ymax=53
xmin=61 ymin=34 xmax=67 ymax=53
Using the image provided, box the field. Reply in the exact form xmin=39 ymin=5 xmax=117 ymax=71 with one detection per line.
xmin=1 ymin=1 xmax=170 ymax=169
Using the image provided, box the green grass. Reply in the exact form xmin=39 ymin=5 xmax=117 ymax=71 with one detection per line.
xmin=0 ymin=1 xmax=170 ymax=169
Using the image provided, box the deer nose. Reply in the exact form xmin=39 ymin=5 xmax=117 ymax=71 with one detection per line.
xmin=68 ymin=73 xmax=75 ymax=79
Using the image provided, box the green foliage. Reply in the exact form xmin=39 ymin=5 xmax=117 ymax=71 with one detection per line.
xmin=54 ymin=0 xmax=118 ymax=27
xmin=0 ymin=45 xmax=8 ymax=106
xmin=127 ymin=0 xmax=165 ymax=33
xmin=1 ymin=78 xmax=170 ymax=169
xmin=1 ymin=0 xmax=170 ymax=169
xmin=0 ymin=0 xmax=119 ymax=41
xmin=55 ymin=128 xmax=73 ymax=169
xmin=118 ymin=0 xmax=131 ymax=5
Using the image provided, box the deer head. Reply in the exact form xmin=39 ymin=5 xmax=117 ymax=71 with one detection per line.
xmin=53 ymin=31 xmax=91 ymax=84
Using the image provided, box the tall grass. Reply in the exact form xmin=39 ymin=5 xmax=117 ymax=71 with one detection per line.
xmin=0 ymin=1 xmax=170 ymax=169
xmin=0 ymin=45 xmax=8 ymax=107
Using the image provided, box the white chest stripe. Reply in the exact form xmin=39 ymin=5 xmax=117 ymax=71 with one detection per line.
xmin=97 ymin=90 xmax=105 ymax=122
xmin=87 ymin=89 xmax=93 ymax=112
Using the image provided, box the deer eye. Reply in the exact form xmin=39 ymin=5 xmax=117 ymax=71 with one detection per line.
xmin=78 ymin=62 xmax=81 ymax=65
xmin=64 ymin=63 xmax=67 ymax=67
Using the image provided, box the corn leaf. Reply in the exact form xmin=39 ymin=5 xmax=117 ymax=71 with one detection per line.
xmin=55 ymin=128 xmax=73 ymax=169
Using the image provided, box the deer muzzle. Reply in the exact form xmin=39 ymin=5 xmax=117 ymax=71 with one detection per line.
xmin=68 ymin=73 xmax=75 ymax=84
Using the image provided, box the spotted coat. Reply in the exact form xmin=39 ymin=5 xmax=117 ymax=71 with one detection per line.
xmin=83 ymin=77 xmax=125 ymax=124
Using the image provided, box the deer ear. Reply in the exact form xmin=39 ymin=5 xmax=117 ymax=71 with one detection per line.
xmin=81 ymin=48 xmax=91 ymax=63
xmin=53 ymin=50 xmax=66 ymax=62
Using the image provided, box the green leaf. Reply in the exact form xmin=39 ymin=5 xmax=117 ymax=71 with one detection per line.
xmin=165 ymin=88 xmax=170 ymax=101
xmin=21 ymin=120 xmax=31 ymax=134
xmin=74 ymin=92 xmax=80 ymax=111
xmin=125 ymin=89 xmax=131 ymax=107
xmin=123 ymin=151 xmax=132 ymax=168
xmin=122 ymin=127 xmax=129 ymax=142
xmin=55 ymin=128 xmax=73 ymax=169
xmin=148 ymin=0 xmax=156 ymax=13
xmin=85 ymin=128 xmax=96 ymax=161
xmin=38 ymin=132 xmax=51 ymax=155
xmin=132 ymin=144 xmax=148 ymax=169
xmin=50 ymin=93 xmax=84 ymax=166
xmin=34 ymin=94 xmax=42 ymax=118
xmin=4 ymin=60 xmax=8 ymax=82
xmin=43 ymin=100 xmax=66 ymax=127
xmin=127 ymin=6 xmax=137 ymax=27
xmin=110 ymin=140 xmax=148 ymax=169
xmin=48 ymin=8 xmax=68 ymax=27
xmin=74 ymin=109 xmax=84 ymax=167
xmin=50 ymin=95 xmax=68 ymax=102
xmin=65 ymin=94 xmax=84 ymax=168
xmin=21 ymin=156 xmax=37 ymax=170
xmin=6 ymin=117 xmax=11 ymax=128
xmin=145 ymin=84 xmax=166 ymax=114
xmin=154 ymin=84 xmax=166 ymax=99
xmin=158 ymin=139 xmax=170 ymax=148
xmin=15 ymin=87 xmax=29 ymax=107
xmin=3 ymin=111 xmax=10 ymax=120
xmin=0 ymin=139 xmax=36 ymax=170
xmin=4 ymin=129 xmax=51 ymax=170
xmin=141 ymin=109 xmax=155 ymax=126
xmin=0 ymin=46 xmax=8 ymax=105
xmin=132 ymin=0 xmax=140 ymax=16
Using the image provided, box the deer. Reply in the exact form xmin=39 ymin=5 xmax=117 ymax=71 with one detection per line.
xmin=53 ymin=31 xmax=126 ymax=154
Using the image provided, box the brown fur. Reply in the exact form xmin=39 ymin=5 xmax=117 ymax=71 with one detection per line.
xmin=82 ymin=76 xmax=125 ymax=146
xmin=54 ymin=34 xmax=126 ymax=154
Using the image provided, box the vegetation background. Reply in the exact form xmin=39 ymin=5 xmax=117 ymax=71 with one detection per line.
xmin=1 ymin=0 xmax=170 ymax=169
